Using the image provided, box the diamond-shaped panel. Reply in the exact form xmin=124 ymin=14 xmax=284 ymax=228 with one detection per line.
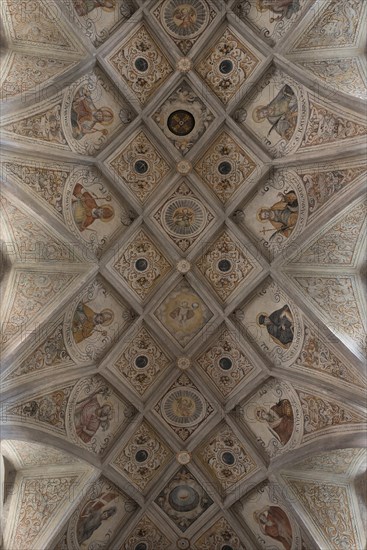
xmin=155 ymin=466 xmax=214 ymax=532
xmin=107 ymin=129 xmax=171 ymax=204
xmin=154 ymin=373 xmax=215 ymax=441
xmin=154 ymin=280 xmax=214 ymax=348
xmin=111 ymin=228 xmax=172 ymax=301
xmin=194 ymin=130 xmax=259 ymax=204
xmin=151 ymin=180 xmax=216 ymax=253
xmin=193 ymin=516 xmax=245 ymax=549
xmin=196 ymin=27 xmax=262 ymax=105
xmin=197 ymin=423 xmax=259 ymax=491
xmin=151 ymin=0 xmax=217 ymax=55
xmin=123 ymin=514 xmax=171 ymax=549
xmin=196 ymin=230 xmax=260 ymax=302
xmin=112 ymin=420 xmax=172 ymax=492
xmin=108 ymin=24 xmax=173 ymax=105
xmin=152 ymin=81 xmax=215 ymax=154
xmin=111 ymin=324 xmax=171 ymax=398
xmin=196 ymin=325 xmax=258 ymax=398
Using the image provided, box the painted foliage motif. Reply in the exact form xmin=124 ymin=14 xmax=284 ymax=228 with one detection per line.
xmin=241 ymin=169 xmax=307 ymax=257
xmin=236 ymin=69 xmax=307 ymax=158
xmin=66 ymin=375 xmax=135 ymax=455
xmin=64 ymin=277 xmax=133 ymax=361
xmin=236 ymin=482 xmax=302 ymax=550
xmin=240 ymin=379 xmax=302 ymax=458
xmin=67 ymin=476 xmax=135 ymax=549
xmin=67 ymin=0 xmax=136 ymax=46
xmin=291 ymin=0 xmax=365 ymax=51
xmin=235 ymin=279 xmax=303 ymax=365
xmin=234 ymin=0 xmax=307 ymax=46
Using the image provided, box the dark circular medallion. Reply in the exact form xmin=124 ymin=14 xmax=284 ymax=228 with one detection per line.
xmin=135 ymin=449 xmax=149 ymax=462
xmin=167 ymin=110 xmax=195 ymax=136
xmin=219 ymin=59 xmax=233 ymax=74
xmin=135 ymin=57 xmax=149 ymax=72
xmin=135 ymin=355 xmax=149 ymax=369
xmin=218 ymin=161 xmax=232 ymax=175
xmin=222 ymin=451 xmax=235 ymax=465
xmin=134 ymin=159 xmax=148 ymax=174
xmin=218 ymin=259 xmax=232 ymax=272
xmin=135 ymin=258 xmax=148 ymax=272
xmin=135 ymin=544 xmax=148 ymax=550
xmin=219 ymin=357 xmax=232 ymax=370
xmin=222 ymin=546 xmax=234 ymax=550
xmin=169 ymin=484 xmax=200 ymax=512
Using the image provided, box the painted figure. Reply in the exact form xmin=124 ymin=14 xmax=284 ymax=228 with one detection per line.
xmin=253 ymin=85 xmax=298 ymax=141
xmin=258 ymin=305 xmax=294 ymax=347
xmin=72 ymin=0 xmax=116 ymax=17
xmin=71 ymin=85 xmax=114 ymax=141
xmin=254 ymin=506 xmax=293 ymax=550
xmin=172 ymin=207 xmax=195 ymax=228
xmin=257 ymin=191 xmax=299 ymax=240
xmin=256 ymin=0 xmax=300 ymax=22
xmin=72 ymin=182 xmax=114 ymax=232
xmin=172 ymin=5 xmax=197 ymax=28
xmin=74 ymin=388 xmax=113 ymax=444
xmin=256 ymin=399 xmax=294 ymax=445
xmin=170 ymin=301 xmax=199 ymax=325
xmin=77 ymin=504 xmax=116 ymax=544
xmin=72 ymin=301 xmax=114 ymax=344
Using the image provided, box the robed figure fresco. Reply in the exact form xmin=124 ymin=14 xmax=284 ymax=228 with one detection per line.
xmin=256 ymin=399 xmax=294 ymax=446
xmin=254 ymin=506 xmax=293 ymax=550
xmin=72 ymin=182 xmax=114 ymax=232
xmin=71 ymin=85 xmax=114 ymax=141
xmin=76 ymin=489 xmax=118 ymax=545
xmin=72 ymin=0 xmax=116 ymax=17
xmin=72 ymin=301 xmax=114 ymax=344
xmin=258 ymin=305 xmax=294 ymax=348
xmin=253 ymin=84 xmax=298 ymax=142
xmin=257 ymin=191 xmax=299 ymax=240
xmin=74 ymin=388 xmax=113 ymax=444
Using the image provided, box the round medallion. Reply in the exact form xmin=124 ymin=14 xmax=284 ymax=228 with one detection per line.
xmin=177 ymin=57 xmax=193 ymax=72
xmin=167 ymin=110 xmax=195 ymax=136
xmin=135 ymin=258 xmax=148 ymax=272
xmin=222 ymin=546 xmax=233 ymax=550
xmin=135 ymin=57 xmax=149 ymax=72
xmin=218 ymin=259 xmax=232 ymax=272
xmin=161 ymin=388 xmax=206 ymax=427
xmin=162 ymin=198 xmax=206 ymax=237
xmin=135 ymin=544 xmax=148 ymax=550
xmin=176 ymin=259 xmax=191 ymax=273
xmin=135 ymin=355 xmax=149 ymax=369
xmin=218 ymin=161 xmax=232 ymax=175
xmin=169 ymin=484 xmax=199 ymax=511
xmin=219 ymin=356 xmax=232 ymax=370
xmin=163 ymin=0 xmax=209 ymax=39
xmin=176 ymin=160 xmax=192 ymax=174
xmin=177 ymin=356 xmax=191 ymax=369
xmin=177 ymin=538 xmax=190 ymax=549
xmin=219 ymin=59 xmax=233 ymax=74
xmin=135 ymin=449 xmax=149 ymax=462
xmin=134 ymin=159 xmax=148 ymax=174
xmin=221 ymin=451 xmax=235 ymax=465
xmin=176 ymin=450 xmax=191 ymax=464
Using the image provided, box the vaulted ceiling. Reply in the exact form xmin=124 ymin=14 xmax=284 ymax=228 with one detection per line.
xmin=0 ymin=1 xmax=366 ymax=549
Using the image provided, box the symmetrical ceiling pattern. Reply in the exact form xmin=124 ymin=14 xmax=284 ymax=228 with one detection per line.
xmin=0 ymin=1 xmax=366 ymax=549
